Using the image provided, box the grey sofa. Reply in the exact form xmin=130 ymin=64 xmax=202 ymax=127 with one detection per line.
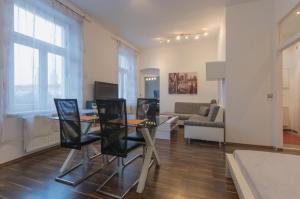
xmin=161 ymin=102 xmax=225 ymax=145
xmin=161 ymin=102 xmax=210 ymax=125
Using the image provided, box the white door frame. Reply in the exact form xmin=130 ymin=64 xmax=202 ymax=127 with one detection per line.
xmin=273 ymin=2 xmax=300 ymax=149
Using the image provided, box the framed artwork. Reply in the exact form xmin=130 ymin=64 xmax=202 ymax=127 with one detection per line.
xmin=168 ymin=72 xmax=198 ymax=94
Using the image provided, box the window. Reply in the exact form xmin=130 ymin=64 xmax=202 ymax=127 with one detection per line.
xmin=8 ymin=1 xmax=82 ymax=113
xmin=118 ymin=44 xmax=137 ymax=109
xmin=279 ymin=4 xmax=300 ymax=46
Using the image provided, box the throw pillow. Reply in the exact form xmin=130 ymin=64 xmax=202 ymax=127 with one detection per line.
xmin=208 ymin=104 xmax=220 ymax=121
xmin=198 ymin=106 xmax=209 ymax=116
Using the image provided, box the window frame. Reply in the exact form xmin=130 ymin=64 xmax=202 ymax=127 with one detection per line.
xmin=118 ymin=54 xmax=130 ymax=99
xmin=8 ymin=3 xmax=70 ymax=114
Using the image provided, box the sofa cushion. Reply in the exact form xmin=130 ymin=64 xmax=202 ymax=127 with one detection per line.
xmin=184 ymin=120 xmax=224 ymax=128
xmin=189 ymin=114 xmax=208 ymax=122
xmin=174 ymin=102 xmax=210 ymax=114
xmin=214 ymin=107 xmax=224 ymax=122
xmin=161 ymin=112 xmax=176 ymax=116
xmin=160 ymin=112 xmax=191 ymax=120
xmin=198 ymin=106 xmax=209 ymax=116
xmin=208 ymin=104 xmax=220 ymax=121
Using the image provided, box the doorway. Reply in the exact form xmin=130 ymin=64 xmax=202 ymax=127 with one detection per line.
xmin=276 ymin=2 xmax=300 ymax=149
xmin=140 ymin=68 xmax=160 ymax=100
xmin=282 ymin=43 xmax=300 ymax=149
xmin=144 ymin=76 xmax=160 ymax=99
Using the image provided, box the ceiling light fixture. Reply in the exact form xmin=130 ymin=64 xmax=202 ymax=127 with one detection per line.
xmin=297 ymin=11 xmax=300 ymax=15
xmin=158 ymin=32 xmax=208 ymax=44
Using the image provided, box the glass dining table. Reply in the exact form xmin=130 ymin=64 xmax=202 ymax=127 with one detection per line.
xmin=50 ymin=113 xmax=170 ymax=193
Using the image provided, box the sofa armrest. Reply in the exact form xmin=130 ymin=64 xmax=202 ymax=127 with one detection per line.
xmin=184 ymin=120 xmax=224 ymax=128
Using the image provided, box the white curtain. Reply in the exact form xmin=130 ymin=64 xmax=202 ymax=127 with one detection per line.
xmin=118 ymin=42 xmax=137 ymax=112
xmin=0 ymin=0 xmax=83 ymax=142
xmin=5 ymin=0 xmax=83 ymax=114
xmin=0 ymin=0 xmax=12 ymax=141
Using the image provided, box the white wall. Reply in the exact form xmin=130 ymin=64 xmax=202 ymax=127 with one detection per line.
xmin=140 ymin=37 xmax=219 ymax=113
xmin=225 ymin=0 xmax=274 ymax=146
xmin=224 ymin=0 xmax=300 ymax=147
xmin=83 ymin=20 xmax=118 ymax=102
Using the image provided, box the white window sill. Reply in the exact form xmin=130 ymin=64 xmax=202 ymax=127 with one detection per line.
xmin=6 ymin=109 xmax=93 ymax=118
xmin=6 ymin=110 xmax=56 ymax=118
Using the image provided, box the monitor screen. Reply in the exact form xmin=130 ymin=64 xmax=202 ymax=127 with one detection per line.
xmin=94 ymin=81 xmax=118 ymax=100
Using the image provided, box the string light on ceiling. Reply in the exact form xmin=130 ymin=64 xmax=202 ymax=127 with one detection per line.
xmin=158 ymin=32 xmax=209 ymax=44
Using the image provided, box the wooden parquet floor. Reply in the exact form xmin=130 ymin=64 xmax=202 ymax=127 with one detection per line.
xmin=0 ymin=127 xmax=298 ymax=199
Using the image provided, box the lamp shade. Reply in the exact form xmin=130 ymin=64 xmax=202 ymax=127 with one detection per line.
xmin=206 ymin=61 xmax=225 ymax=81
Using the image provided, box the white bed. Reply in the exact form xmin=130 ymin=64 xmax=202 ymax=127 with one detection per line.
xmin=226 ymin=150 xmax=300 ymax=199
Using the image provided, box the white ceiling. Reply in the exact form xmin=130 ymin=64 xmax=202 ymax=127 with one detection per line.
xmin=68 ymin=0 xmax=256 ymax=49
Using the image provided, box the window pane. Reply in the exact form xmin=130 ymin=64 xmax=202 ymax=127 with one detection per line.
xmin=35 ymin=15 xmax=64 ymax=47
xmin=48 ymin=53 xmax=64 ymax=103
xmin=279 ymin=4 xmax=300 ymax=45
xmin=14 ymin=4 xmax=64 ymax=47
xmin=14 ymin=5 xmax=34 ymax=37
xmin=13 ymin=43 xmax=39 ymax=108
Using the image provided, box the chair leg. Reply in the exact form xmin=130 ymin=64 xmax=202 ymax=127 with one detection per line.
xmin=121 ymin=145 xmax=145 ymax=168
xmin=120 ymin=179 xmax=139 ymax=199
xmin=121 ymin=154 xmax=143 ymax=168
xmin=97 ymin=169 xmax=139 ymax=199
xmin=96 ymin=170 xmax=119 ymax=198
xmin=97 ymin=152 xmax=143 ymax=199
xmin=56 ymin=161 xmax=83 ymax=186
xmin=56 ymin=146 xmax=105 ymax=186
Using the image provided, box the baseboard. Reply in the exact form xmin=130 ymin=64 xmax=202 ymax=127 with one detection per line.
xmin=0 ymin=145 xmax=60 ymax=168
xmin=225 ymin=142 xmax=275 ymax=150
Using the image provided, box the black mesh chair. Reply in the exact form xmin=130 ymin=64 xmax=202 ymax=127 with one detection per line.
xmin=54 ymin=99 xmax=102 ymax=186
xmin=127 ymin=98 xmax=159 ymax=142
xmin=96 ymin=99 xmax=143 ymax=199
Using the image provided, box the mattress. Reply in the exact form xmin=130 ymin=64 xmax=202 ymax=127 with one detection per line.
xmin=234 ymin=150 xmax=300 ymax=199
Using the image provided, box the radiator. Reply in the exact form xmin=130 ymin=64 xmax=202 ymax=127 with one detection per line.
xmin=25 ymin=132 xmax=60 ymax=153
xmin=23 ymin=115 xmax=60 ymax=153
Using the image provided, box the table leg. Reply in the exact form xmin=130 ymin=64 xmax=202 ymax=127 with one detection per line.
xmin=136 ymin=127 xmax=160 ymax=193
xmin=60 ymin=149 xmax=78 ymax=173
xmin=149 ymin=127 xmax=160 ymax=166
xmin=136 ymin=140 xmax=153 ymax=193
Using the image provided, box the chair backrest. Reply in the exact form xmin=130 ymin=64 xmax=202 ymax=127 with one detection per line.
xmin=136 ymin=98 xmax=159 ymax=120
xmin=136 ymin=98 xmax=159 ymax=130
xmin=96 ymin=98 xmax=128 ymax=157
xmin=54 ymin=99 xmax=82 ymax=150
